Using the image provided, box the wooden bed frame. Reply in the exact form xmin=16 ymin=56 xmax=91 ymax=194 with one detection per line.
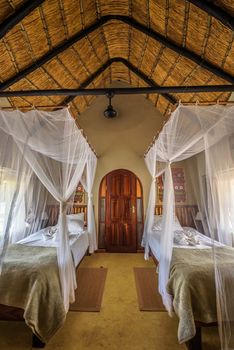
xmin=0 ymin=204 xmax=88 ymax=348
xmin=185 ymin=321 xmax=218 ymax=350
xmin=155 ymin=204 xmax=198 ymax=228
xmin=47 ymin=204 xmax=88 ymax=227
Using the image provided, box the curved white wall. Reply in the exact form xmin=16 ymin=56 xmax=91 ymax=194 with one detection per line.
xmin=77 ymin=82 xmax=164 ymax=234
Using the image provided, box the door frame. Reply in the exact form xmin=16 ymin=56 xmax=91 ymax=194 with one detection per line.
xmin=98 ymin=169 xmax=144 ymax=251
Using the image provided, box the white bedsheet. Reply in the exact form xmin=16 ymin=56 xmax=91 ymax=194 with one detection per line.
xmin=17 ymin=228 xmax=89 ymax=267
xmin=149 ymin=228 xmax=224 ymax=261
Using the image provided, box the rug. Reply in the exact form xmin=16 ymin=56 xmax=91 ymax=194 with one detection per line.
xmin=69 ymin=267 xmax=107 ymax=312
xmin=133 ymin=267 xmax=166 ymax=311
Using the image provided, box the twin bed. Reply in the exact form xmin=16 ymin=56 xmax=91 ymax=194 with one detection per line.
xmin=0 ymin=210 xmax=89 ymax=347
xmin=148 ymin=214 xmax=232 ymax=349
xmin=17 ymin=225 xmax=89 ymax=268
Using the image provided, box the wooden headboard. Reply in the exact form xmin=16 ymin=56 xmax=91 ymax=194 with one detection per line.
xmin=47 ymin=204 xmax=88 ymax=226
xmin=155 ymin=205 xmax=198 ymax=228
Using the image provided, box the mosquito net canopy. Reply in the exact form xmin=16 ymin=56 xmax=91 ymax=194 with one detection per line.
xmin=143 ymin=103 xmax=234 ymax=349
xmin=0 ymin=108 xmax=97 ymax=311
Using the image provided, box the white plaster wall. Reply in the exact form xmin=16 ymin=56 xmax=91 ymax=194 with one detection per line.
xmin=76 ymin=82 xmax=164 ymax=231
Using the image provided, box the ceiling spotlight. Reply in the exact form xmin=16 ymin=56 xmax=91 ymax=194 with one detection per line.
xmin=104 ymin=92 xmax=117 ymax=118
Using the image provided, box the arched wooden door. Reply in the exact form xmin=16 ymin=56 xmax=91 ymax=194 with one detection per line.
xmin=99 ymin=169 xmax=144 ymax=253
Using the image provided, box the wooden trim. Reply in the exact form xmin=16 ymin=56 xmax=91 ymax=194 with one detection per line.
xmin=136 ymin=177 xmax=144 ymax=251
xmin=0 ymin=304 xmax=24 ymax=321
xmin=98 ymin=175 xmax=106 ymax=249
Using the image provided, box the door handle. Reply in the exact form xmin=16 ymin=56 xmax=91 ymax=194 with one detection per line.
xmin=132 ymin=205 xmax=135 ymax=214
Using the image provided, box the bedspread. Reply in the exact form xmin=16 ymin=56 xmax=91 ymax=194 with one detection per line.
xmin=167 ymin=246 xmax=234 ymax=343
xmin=0 ymin=244 xmax=66 ymax=342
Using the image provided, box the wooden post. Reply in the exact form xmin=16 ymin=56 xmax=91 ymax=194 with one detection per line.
xmin=186 ymin=326 xmax=202 ymax=350
xmin=32 ymin=334 xmax=46 ymax=348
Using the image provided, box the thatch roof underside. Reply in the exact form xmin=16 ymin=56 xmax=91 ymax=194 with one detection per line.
xmin=0 ymin=0 xmax=233 ymax=118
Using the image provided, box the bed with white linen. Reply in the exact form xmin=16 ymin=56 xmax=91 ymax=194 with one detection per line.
xmin=0 ymin=212 xmax=89 ymax=346
xmin=149 ymin=227 xmax=224 ymax=262
xmin=17 ymin=226 xmax=89 ymax=268
xmin=148 ymin=217 xmax=233 ymax=346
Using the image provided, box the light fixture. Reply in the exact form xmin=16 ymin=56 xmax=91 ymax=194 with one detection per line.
xmin=104 ymin=92 xmax=117 ymax=118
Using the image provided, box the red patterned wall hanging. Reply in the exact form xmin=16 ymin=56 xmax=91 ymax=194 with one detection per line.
xmin=157 ymin=167 xmax=186 ymax=203
xmin=74 ymin=182 xmax=85 ymax=203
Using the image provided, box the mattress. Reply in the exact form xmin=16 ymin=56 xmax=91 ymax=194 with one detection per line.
xmin=17 ymin=227 xmax=89 ymax=267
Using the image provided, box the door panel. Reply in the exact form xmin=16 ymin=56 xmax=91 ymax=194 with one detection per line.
xmin=105 ymin=169 xmax=137 ymax=252
xmin=110 ymin=198 xmax=121 ymax=220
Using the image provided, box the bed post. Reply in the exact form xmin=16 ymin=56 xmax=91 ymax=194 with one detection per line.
xmin=32 ymin=334 xmax=46 ymax=348
xmin=185 ymin=326 xmax=202 ymax=350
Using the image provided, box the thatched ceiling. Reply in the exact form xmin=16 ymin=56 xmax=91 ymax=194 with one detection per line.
xmin=0 ymin=0 xmax=233 ymax=118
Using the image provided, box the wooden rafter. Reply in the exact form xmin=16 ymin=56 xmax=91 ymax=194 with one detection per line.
xmin=0 ymin=15 xmax=234 ymax=93
xmin=63 ymin=58 xmax=177 ymax=106
xmin=187 ymin=0 xmax=234 ymax=31
xmin=0 ymin=0 xmax=46 ymax=40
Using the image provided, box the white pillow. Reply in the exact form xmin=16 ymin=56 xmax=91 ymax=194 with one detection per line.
xmin=187 ymin=236 xmax=200 ymax=246
xmin=152 ymin=215 xmax=183 ymax=231
xmin=174 ymin=228 xmax=200 ymax=246
xmin=174 ymin=231 xmax=189 ymax=246
xmin=183 ymin=227 xmax=200 ymax=245
xmin=183 ymin=227 xmax=198 ymax=238
xmin=66 ymin=212 xmax=84 ymax=233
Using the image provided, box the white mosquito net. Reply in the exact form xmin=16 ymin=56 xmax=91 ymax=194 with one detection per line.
xmin=0 ymin=108 xmax=97 ymax=311
xmin=143 ymin=103 xmax=234 ymax=349
xmin=80 ymin=152 xmax=97 ymax=253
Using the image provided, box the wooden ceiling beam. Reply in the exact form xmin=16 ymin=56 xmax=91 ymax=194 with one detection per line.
xmin=0 ymin=0 xmax=46 ymax=40
xmin=0 ymin=17 xmax=109 ymax=90
xmin=63 ymin=57 xmax=177 ymax=105
xmin=119 ymin=58 xmax=177 ymax=104
xmin=63 ymin=59 xmax=114 ymax=105
xmin=187 ymin=0 xmax=234 ymax=31
xmin=1 ymin=15 xmax=234 ymax=92
xmin=1 ymin=85 xmax=233 ymax=97
xmin=113 ymin=15 xmax=234 ymax=84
